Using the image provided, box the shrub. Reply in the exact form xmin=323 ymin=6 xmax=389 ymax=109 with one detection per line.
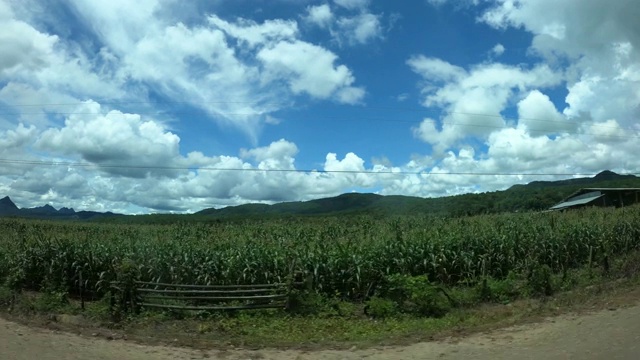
xmin=286 ymin=290 xmax=327 ymax=316
xmin=380 ymin=274 xmax=451 ymax=317
xmin=364 ymin=296 xmax=397 ymax=318
xmin=527 ymin=264 xmax=554 ymax=297
xmin=476 ymin=272 xmax=523 ymax=304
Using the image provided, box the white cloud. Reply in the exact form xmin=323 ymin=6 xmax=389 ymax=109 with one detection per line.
xmin=491 ymin=43 xmax=505 ymax=56
xmin=264 ymin=115 xmax=282 ymax=125
xmin=305 ymin=1 xmax=384 ymax=46
xmin=207 ymin=15 xmax=299 ymax=48
xmin=336 ymin=12 xmax=382 ymax=45
xmin=481 ymin=0 xmax=640 ymax=129
xmin=305 ymin=4 xmax=334 ymax=28
xmin=257 ymin=40 xmax=364 ymax=103
xmin=2 ymin=0 xmax=639 ymax=213
xmin=2 ymin=0 xmax=366 ymax=142
xmin=0 ymin=5 xmax=123 ymax=100
xmin=240 ymin=139 xmax=298 ymax=170
xmin=0 ymin=100 xmax=383 ymax=212
xmin=1 ymin=100 xmax=638 ymax=213
xmin=400 ymin=0 xmax=640 ymax=197
xmin=407 ymin=56 xmax=465 ymax=82
xmin=408 ymin=56 xmax=561 ymax=152
xmin=0 ymin=19 xmax=57 ymax=75
xmin=333 ymin=0 xmax=369 ymax=10
xmin=36 ymin=101 xmax=182 ymax=178
xmin=0 ymin=123 xmax=36 ymax=151
xmin=517 ymin=90 xmax=575 ymax=135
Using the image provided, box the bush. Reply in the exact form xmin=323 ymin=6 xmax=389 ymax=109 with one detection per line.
xmin=0 ymin=286 xmax=13 ymax=307
xmin=476 ymin=272 xmax=523 ymax=304
xmin=380 ymin=274 xmax=451 ymax=317
xmin=32 ymin=290 xmax=69 ymax=313
xmin=527 ymin=264 xmax=554 ymax=297
xmin=364 ymin=296 xmax=397 ymax=318
xmin=286 ymin=290 xmax=327 ymax=316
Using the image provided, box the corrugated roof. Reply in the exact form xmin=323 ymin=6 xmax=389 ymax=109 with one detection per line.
xmin=580 ymin=188 xmax=640 ymax=191
xmin=554 ymin=188 xmax=640 ymax=205
xmin=550 ymin=194 xmax=604 ymax=210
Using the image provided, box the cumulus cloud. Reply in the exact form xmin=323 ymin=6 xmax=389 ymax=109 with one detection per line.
xmin=207 ymin=15 xmax=299 ymax=48
xmin=257 ymin=40 xmax=364 ymax=102
xmin=0 ymin=0 xmax=374 ymax=212
xmin=335 ymin=12 xmax=382 ymax=45
xmin=36 ymin=101 xmax=182 ymax=178
xmin=402 ymin=0 xmax=640 ymax=197
xmin=2 ymin=0 xmax=639 ymax=214
xmin=491 ymin=43 xmax=505 ymax=57
xmin=0 ymin=101 xmax=383 ymax=212
xmin=304 ymin=0 xmax=384 ymax=46
xmin=480 ymin=0 xmax=640 ymax=129
xmin=333 ymin=0 xmax=369 ymax=11
xmin=1 ymin=0 xmax=366 ymax=143
xmin=408 ymin=55 xmax=561 ymax=152
xmin=305 ymin=4 xmax=333 ymax=28
xmin=517 ymin=90 xmax=575 ymax=135
xmin=0 ymin=5 xmax=122 ymax=101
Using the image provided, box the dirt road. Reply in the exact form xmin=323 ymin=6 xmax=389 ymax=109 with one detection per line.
xmin=2 ymin=305 xmax=639 ymax=360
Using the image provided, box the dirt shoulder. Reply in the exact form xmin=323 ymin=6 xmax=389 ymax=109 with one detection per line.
xmin=2 ymin=288 xmax=640 ymax=360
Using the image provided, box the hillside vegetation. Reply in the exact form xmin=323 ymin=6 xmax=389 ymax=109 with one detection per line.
xmin=130 ymin=170 xmax=639 ymax=223
xmin=2 ymin=170 xmax=637 ymax=224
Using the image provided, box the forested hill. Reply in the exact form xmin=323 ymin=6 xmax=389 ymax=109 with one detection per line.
xmin=0 ymin=196 xmax=120 ymax=220
xmin=195 ymin=170 xmax=640 ymax=219
xmin=2 ymin=170 xmax=638 ymax=222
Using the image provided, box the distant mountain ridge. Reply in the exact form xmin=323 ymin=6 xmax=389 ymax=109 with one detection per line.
xmin=2 ymin=170 xmax=638 ymax=222
xmin=510 ymin=170 xmax=638 ymax=189
xmin=0 ymin=196 xmax=120 ymax=220
xmin=195 ymin=170 xmax=640 ymax=219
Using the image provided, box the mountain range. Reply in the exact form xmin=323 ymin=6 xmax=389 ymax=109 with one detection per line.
xmin=1 ymin=170 xmax=638 ymax=221
xmin=194 ymin=170 xmax=640 ymax=219
xmin=0 ymin=196 xmax=120 ymax=220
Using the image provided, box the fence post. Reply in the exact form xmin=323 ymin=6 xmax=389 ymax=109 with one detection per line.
xmin=305 ymin=272 xmax=313 ymax=292
xmin=109 ymin=284 xmax=115 ymax=320
xmin=79 ymin=270 xmax=85 ymax=311
xmin=131 ymin=285 xmax=139 ymax=314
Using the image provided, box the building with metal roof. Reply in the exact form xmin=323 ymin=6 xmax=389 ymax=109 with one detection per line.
xmin=549 ymin=188 xmax=640 ymax=211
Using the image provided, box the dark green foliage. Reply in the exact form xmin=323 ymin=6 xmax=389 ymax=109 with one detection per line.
xmin=527 ymin=264 xmax=554 ymax=297
xmin=379 ymin=274 xmax=451 ymax=317
xmin=476 ymin=272 xmax=523 ymax=303
xmin=286 ymin=291 xmax=327 ymax=316
xmin=0 ymin=286 xmax=13 ymax=307
xmin=364 ymin=296 xmax=397 ymax=318
xmin=0 ymin=205 xmax=639 ymax=312
xmin=32 ymin=290 xmax=69 ymax=313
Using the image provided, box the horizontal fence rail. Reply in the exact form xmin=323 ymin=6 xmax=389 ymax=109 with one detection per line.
xmin=135 ymin=280 xmax=297 ymax=289
xmin=107 ymin=279 xmax=306 ymax=313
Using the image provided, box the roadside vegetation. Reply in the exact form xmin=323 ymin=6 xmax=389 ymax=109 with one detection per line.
xmin=1 ymin=205 xmax=639 ymax=347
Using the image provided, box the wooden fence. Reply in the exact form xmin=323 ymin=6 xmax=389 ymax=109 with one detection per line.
xmin=109 ymin=278 xmax=307 ymax=314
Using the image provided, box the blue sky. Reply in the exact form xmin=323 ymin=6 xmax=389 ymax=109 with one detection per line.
xmin=0 ymin=0 xmax=639 ymax=213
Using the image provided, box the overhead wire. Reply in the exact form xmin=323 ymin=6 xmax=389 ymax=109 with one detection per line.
xmin=0 ymin=158 xmax=637 ymax=178
xmin=0 ymin=100 xmax=638 ymax=177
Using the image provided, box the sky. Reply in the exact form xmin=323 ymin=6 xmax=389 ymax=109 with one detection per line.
xmin=0 ymin=0 xmax=639 ymax=214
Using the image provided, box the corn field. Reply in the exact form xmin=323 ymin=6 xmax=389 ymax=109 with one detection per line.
xmin=0 ymin=205 xmax=639 ymax=301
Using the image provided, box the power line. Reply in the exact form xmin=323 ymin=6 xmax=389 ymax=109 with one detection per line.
xmin=0 ymin=158 xmax=636 ymax=178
